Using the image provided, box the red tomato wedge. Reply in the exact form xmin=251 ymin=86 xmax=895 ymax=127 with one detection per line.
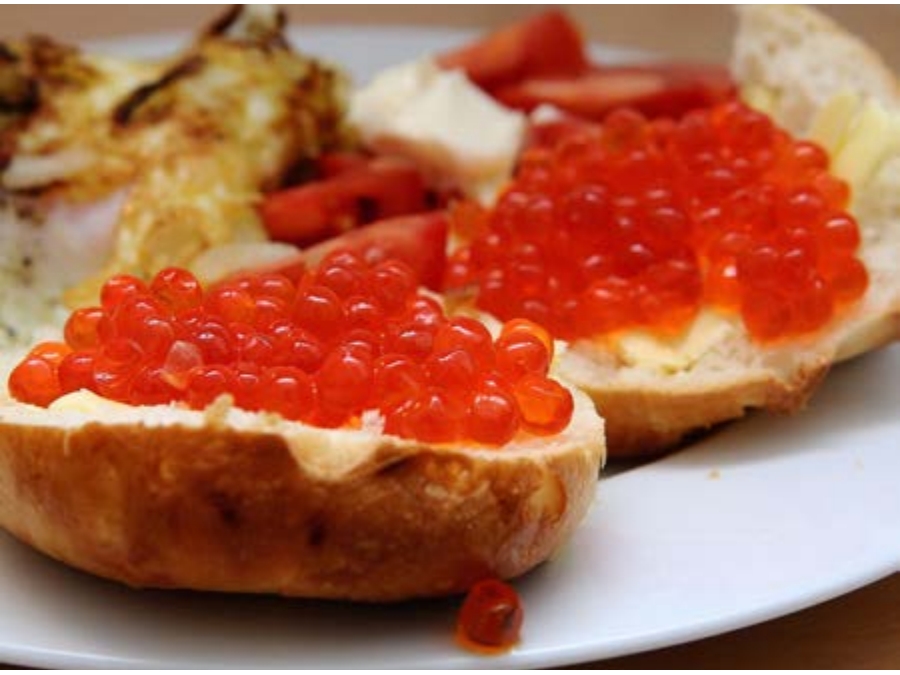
xmin=436 ymin=10 xmax=589 ymax=91
xmin=315 ymin=151 xmax=372 ymax=179
xmin=495 ymin=64 xmax=736 ymax=120
xmin=262 ymin=212 xmax=449 ymax=292
xmin=260 ymin=156 xmax=430 ymax=247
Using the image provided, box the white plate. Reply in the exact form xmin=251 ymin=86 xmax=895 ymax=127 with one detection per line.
xmin=1 ymin=25 xmax=898 ymax=669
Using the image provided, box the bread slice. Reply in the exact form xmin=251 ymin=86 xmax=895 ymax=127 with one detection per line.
xmin=0 ymin=383 xmax=603 ymax=601
xmin=557 ymin=5 xmax=900 ymax=457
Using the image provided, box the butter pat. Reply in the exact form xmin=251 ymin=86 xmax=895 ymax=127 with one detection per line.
xmin=804 ymin=91 xmax=900 ymax=195
xmin=832 ymin=100 xmax=900 ymax=190
xmin=616 ymin=310 xmax=737 ymax=373
xmin=808 ymin=90 xmax=861 ymax=154
xmin=49 ymin=389 xmax=133 ymax=414
xmin=349 ymin=59 xmax=525 ymax=204
xmin=740 ymin=83 xmax=778 ymax=116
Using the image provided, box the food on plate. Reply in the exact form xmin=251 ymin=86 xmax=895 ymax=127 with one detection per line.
xmin=0 ymin=251 xmax=603 ymax=600
xmin=0 ymin=0 xmax=894 ymax=616
xmin=0 ymin=4 xmax=348 ymax=345
xmin=430 ymin=5 xmax=900 ymax=457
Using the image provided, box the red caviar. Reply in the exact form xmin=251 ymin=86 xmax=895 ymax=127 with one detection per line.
xmin=446 ymin=102 xmax=868 ymax=342
xmin=456 ymin=578 xmax=524 ymax=654
xmin=9 ymin=256 xmax=573 ymax=446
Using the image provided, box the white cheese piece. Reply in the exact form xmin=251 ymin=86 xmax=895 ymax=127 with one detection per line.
xmin=349 ymin=59 xmax=525 ymax=205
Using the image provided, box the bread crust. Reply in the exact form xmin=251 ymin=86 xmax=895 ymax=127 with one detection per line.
xmin=569 ymin=356 xmax=830 ymax=458
xmin=0 ymin=396 xmax=603 ymax=601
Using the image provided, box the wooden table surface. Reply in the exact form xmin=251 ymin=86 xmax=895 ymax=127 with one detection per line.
xmin=0 ymin=4 xmax=897 ymax=670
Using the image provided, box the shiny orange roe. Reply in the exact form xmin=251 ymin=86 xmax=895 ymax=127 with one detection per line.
xmin=8 ymin=255 xmax=574 ymax=445
xmin=456 ymin=578 xmax=524 ymax=654
xmin=445 ymin=102 xmax=868 ymax=342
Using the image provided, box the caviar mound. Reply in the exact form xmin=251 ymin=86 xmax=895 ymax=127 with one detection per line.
xmin=10 ymin=254 xmax=576 ymax=447
xmin=0 ymin=368 xmax=603 ymax=600
xmin=446 ymin=101 xmax=867 ymax=344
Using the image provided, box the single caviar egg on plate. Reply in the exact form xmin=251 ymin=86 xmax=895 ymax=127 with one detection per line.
xmin=446 ymin=101 xmax=868 ymax=343
xmin=8 ymin=253 xmax=574 ymax=447
xmin=456 ymin=578 xmax=525 ymax=654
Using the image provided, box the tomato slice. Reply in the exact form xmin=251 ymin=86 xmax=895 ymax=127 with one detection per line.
xmin=260 ymin=156 xmax=430 ymax=247
xmin=263 ymin=211 xmax=449 ymax=292
xmin=315 ymin=151 xmax=372 ymax=179
xmin=436 ymin=10 xmax=588 ymax=91
xmin=495 ymin=64 xmax=736 ymax=120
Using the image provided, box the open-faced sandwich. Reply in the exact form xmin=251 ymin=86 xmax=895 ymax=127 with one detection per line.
xmin=0 ymin=6 xmax=604 ymax=608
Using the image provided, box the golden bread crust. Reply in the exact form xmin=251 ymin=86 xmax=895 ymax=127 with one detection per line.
xmin=575 ymin=359 xmax=831 ymax=458
xmin=0 ymin=409 xmax=603 ymax=601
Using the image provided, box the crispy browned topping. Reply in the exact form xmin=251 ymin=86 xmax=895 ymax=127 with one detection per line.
xmin=0 ymin=5 xmax=351 ymax=307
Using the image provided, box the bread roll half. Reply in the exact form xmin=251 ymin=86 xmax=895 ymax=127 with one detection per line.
xmin=0 ymin=389 xmax=603 ymax=601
